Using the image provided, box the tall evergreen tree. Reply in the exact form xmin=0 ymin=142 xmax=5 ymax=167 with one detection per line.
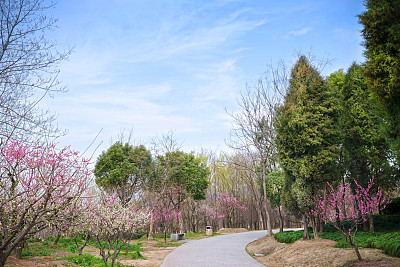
xmin=275 ymin=56 xmax=341 ymax=239
xmin=339 ymin=63 xmax=399 ymax=230
xmin=341 ymin=63 xmax=397 ymax=189
xmin=359 ymin=0 xmax=400 ymax=162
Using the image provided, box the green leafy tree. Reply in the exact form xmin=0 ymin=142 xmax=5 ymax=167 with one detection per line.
xmin=155 ymin=151 xmax=209 ymax=202
xmin=150 ymin=151 xmax=209 ymax=233
xmin=340 ymin=63 xmax=399 ymax=231
xmin=258 ymin=169 xmax=285 ymax=231
xmin=275 ymin=55 xmax=341 ymax=239
xmin=94 ymin=142 xmax=152 ymax=204
xmin=359 ymin=0 xmax=400 ymax=162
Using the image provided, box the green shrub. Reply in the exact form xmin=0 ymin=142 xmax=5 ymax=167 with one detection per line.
xmin=382 ymin=197 xmax=400 ymax=215
xmin=374 ymin=215 xmax=400 ymax=232
xmin=319 ymin=229 xmax=400 ymax=258
xmin=274 ymin=230 xmax=313 ymax=244
xmin=131 ymin=231 xmax=147 ymax=240
xmin=65 ymin=254 xmax=103 ymax=267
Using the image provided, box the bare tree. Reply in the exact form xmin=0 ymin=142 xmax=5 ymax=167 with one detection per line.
xmin=0 ymin=0 xmax=71 ymax=140
xmin=227 ymin=61 xmax=287 ymax=236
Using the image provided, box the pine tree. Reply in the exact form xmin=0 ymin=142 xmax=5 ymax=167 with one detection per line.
xmin=275 ymin=56 xmax=341 ymax=239
xmin=359 ymin=0 xmax=400 ymax=162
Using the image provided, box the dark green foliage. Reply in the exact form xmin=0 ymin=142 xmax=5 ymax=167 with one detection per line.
xmin=373 ymin=215 xmax=400 ymax=231
xmin=323 ymin=220 xmax=354 ymax=233
xmin=322 ymin=231 xmax=400 ymax=258
xmin=95 ymin=142 xmax=152 ymax=203
xmin=275 ymin=56 xmax=341 ymax=214
xmin=258 ymin=170 xmax=284 ymax=208
xmin=359 ymin=0 xmax=400 ymax=162
xmin=382 ymin=197 xmax=400 ymax=215
xmin=340 ymin=63 xmax=398 ymax=191
xmin=131 ymin=230 xmax=147 ymax=240
xmin=155 ymin=152 xmax=210 ymax=201
xmin=274 ymin=230 xmax=313 ymax=244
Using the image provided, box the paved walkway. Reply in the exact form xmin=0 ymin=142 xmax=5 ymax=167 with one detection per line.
xmin=161 ymin=228 xmax=301 ymax=267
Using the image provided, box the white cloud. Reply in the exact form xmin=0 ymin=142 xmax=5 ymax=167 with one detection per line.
xmin=284 ymin=27 xmax=312 ymax=39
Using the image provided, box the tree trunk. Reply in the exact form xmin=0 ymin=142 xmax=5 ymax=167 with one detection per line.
xmin=278 ymin=206 xmax=284 ymax=232
xmin=257 ymin=206 xmax=264 ymax=230
xmin=148 ymin=213 xmax=154 ymax=240
xmin=54 ymin=232 xmax=61 ymax=245
xmin=262 ymin=162 xmax=273 ymax=236
xmin=12 ymin=241 xmax=27 ymax=259
xmin=311 ymin=215 xmax=319 ymax=239
xmin=318 ymin=216 xmax=324 ymax=233
xmin=303 ymin=214 xmax=309 ymax=240
xmin=363 ymin=221 xmax=369 ymax=231
xmin=354 ymin=244 xmax=363 ymax=261
xmin=369 ymin=214 xmax=374 ymax=232
xmin=0 ymin=253 xmax=8 ymax=267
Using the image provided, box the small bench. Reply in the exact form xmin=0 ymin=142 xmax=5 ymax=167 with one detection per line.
xmin=170 ymin=233 xmax=185 ymax=241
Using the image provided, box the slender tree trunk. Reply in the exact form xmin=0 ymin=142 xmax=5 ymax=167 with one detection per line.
xmin=318 ymin=215 xmax=324 ymax=233
xmin=350 ymin=235 xmax=363 ymax=261
xmin=262 ymin=162 xmax=273 ymax=236
xmin=303 ymin=214 xmax=309 ymax=240
xmin=257 ymin=206 xmax=264 ymax=230
xmin=278 ymin=206 xmax=284 ymax=232
xmin=354 ymin=244 xmax=362 ymax=261
xmin=54 ymin=232 xmax=62 ymax=245
xmin=369 ymin=214 xmax=374 ymax=232
xmin=148 ymin=213 xmax=154 ymax=240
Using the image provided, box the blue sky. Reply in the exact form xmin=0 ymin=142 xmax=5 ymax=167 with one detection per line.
xmin=41 ymin=0 xmax=365 ymax=159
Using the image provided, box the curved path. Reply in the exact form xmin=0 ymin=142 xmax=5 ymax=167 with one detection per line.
xmin=161 ymin=228 xmax=301 ymax=267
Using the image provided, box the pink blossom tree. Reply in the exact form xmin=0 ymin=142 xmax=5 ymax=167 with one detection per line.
xmin=153 ymin=204 xmax=181 ymax=244
xmin=216 ymin=192 xmax=247 ymax=228
xmin=85 ymin=193 xmax=150 ymax=267
xmin=311 ymin=177 xmax=390 ymax=261
xmin=0 ymin=139 xmax=91 ymax=266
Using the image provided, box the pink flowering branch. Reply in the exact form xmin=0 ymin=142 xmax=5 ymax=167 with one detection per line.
xmin=0 ymin=139 xmax=92 ymax=265
xmin=311 ymin=177 xmax=390 ymax=261
xmin=83 ymin=192 xmax=150 ymax=267
xmin=215 ymin=193 xmax=247 ymax=228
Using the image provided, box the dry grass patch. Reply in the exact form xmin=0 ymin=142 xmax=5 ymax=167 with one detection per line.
xmin=247 ymin=235 xmax=288 ymax=256
xmin=248 ymin=236 xmax=400 ymax=267
xmin=118 ymin=239 xmax=179 ymax=267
